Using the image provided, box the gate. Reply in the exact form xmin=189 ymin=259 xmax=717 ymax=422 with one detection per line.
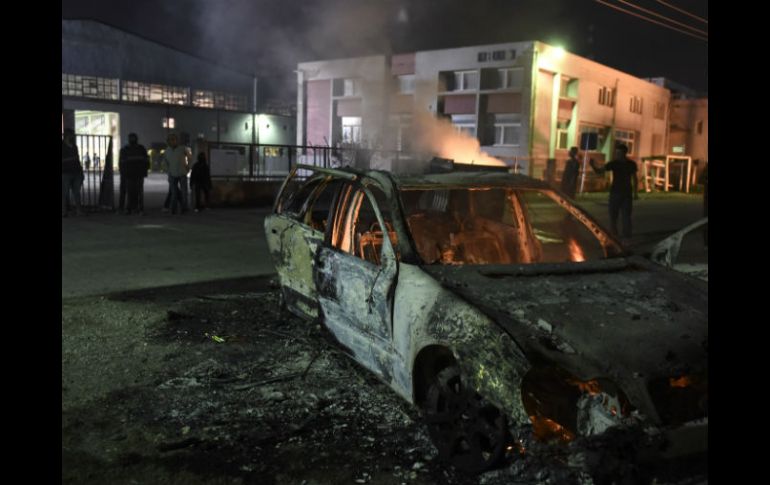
xmin=74 ymin=134 xmax=115 ymax=211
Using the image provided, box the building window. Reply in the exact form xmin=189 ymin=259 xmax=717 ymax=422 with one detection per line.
xmin=122 ymin=81 xmax=187 ymax=105
xmin=697 ymin=120 xmax=703 ymax=135
xmin=494 ymin=123 xmax=521 ymax=146
xmin=629 ymin=96 xmax=643 ymax=114
xmin=556 ymin=121 xmax=570 ymax=150
xmin=598 ymin=86 xmax=615 ymax=107
xmin=397 ymin=75 xmax=415 ymax=94
xmin=162 ymin=117 xmax=175 ymax=129
xmin=452 ymin=70 xmax=479 ymax=91
xmin=62 ymin=74 xmax=119 ymax=100
xmin=344 ymin=79 xmax=360 ymax=97
xmin=579 ymin=124 xmax=608 ymax=151
xmin=453 ymin=123 xmax=477 ymax=138
xmin=560 ymin=77 xmax=578 ymax=98
xmin=192 ymin=90 xmax=247 ymax=111
xmin=193 ymin=90 xmax=215 ymax=108
xmin=334 ymin=78 xmax=361 ymax=97
xmin=653 ymin=102 xmax=666 ymax=120
xmin=342 ymin=116 xmax=362 ymax=143
xmin=615 ymin=129 xmax=636 ymax=155
xmin=497 ymin=68 xmax=523 ymax=89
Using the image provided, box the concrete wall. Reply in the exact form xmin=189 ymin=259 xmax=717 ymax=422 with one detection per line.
xmin=298 ymin=55 xmax=389 ymax=148
xmin=534 ymin=42 xmax=670 ymax=159
xmin=669 ymin=98 xmax=708 ymax=162
xmin=414 ymin=42 xmax=534 ymax=163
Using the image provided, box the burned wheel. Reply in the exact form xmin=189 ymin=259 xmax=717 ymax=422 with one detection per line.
xmin=422 ymin=365 xmax=508 ymax=474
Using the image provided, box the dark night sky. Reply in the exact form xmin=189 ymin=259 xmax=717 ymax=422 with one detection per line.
xmin=61 ymin=0 xmax=708 ymax=101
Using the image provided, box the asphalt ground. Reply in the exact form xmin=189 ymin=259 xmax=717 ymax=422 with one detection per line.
xmin=62 ymin=191 xmax=706 ymax=298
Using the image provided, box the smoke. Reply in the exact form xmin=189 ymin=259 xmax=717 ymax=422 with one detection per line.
xmin=411 ymin=112 xmax=505 ymax=167
xmin=187 ymin=1 xmax=403 ymax=70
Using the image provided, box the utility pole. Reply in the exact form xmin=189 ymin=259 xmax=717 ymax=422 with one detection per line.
xmin=252 ymin=75 xmax=257 ymax=177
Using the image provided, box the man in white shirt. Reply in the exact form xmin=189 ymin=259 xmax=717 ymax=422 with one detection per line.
xmin=162 ymin=133 xmax=191 ymax=214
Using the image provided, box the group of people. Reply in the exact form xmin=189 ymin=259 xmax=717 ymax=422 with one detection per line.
xmin=560 ymin=142 xmax=639 ymax=240
xmin=158 ymin=133 xmax=213 ymax=215
xmin=61 ymin=130 xmax=212 ymax=217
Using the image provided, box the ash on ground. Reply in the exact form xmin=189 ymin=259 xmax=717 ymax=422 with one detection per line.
xmin=62 ymin=276 xmax=705 ymax=485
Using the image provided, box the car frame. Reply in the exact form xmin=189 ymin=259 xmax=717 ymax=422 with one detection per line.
xmin=265 ymin=163 xmax=708 ymax=474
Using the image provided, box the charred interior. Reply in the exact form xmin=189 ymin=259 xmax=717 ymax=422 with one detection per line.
xmin=400 ymin=187 xmax=620 ymax=266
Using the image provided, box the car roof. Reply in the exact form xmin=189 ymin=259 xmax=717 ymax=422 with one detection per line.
xmin=389 ymin=171 xmax=552 ymax=190
xmin=303 ymin=165 xmax=553 ymax=192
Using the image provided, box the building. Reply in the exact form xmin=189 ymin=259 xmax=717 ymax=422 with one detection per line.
xmin=297 ymin=41 xmax=673 ymax=184
xmin=647 ymin=77 xmax=708 ymax=168
xmin=62 ymin=19 xmax=295 ymax=173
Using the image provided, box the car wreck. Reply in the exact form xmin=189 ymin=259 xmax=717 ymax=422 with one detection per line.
xmin=265 ymin=161 xmax=707 ymax=476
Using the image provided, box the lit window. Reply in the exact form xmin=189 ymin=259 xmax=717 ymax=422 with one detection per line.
xmin=162 ymin=117 xmax=175 ymax=129
xmin=62 ymin=74 xmax=119 ymax=100
xmin=342 ymin=116 xmax=362 ymax=143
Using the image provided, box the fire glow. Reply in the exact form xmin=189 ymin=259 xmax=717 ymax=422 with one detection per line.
xmin=413 ymin=112 xmax=506 ymax=167
xmin=670 ymin=375 xmax=692 ymax=388
xmin=567 ymin=238 xmax=586 ymax=262
xmin=529 ymin=415 xmax=576 ymax=443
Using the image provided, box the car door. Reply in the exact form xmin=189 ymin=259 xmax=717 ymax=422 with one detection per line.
xmin=265 ymin=172 xmax=340 ymax=319
xmin=314 ymin=183 xmax=398 ymax=379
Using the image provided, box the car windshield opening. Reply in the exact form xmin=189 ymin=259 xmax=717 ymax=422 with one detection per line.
xmin=400 ymin=187 xmax=615 ymax=265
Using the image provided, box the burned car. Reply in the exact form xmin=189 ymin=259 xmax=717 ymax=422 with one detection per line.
xmin=265 ymin=162 xmax=707 ymax=474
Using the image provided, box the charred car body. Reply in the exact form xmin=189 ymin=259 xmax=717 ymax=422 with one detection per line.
xmin=265 ymin=162 xmax=707 ymax=473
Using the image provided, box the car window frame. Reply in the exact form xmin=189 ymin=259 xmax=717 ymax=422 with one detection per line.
xmin=326 ymin=180 xmax=397 ymax=268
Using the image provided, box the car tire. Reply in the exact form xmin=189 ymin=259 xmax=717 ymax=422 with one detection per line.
xmin=422 ymin=365 xmax=509 ymax=474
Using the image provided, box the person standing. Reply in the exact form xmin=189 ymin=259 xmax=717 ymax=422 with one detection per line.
xmin=190 ymin=152 xmax=213 ymax=212
xmin=162 ymin=133 xmax=190 ymax=214
xmin=119 ymin=133 xmax=149 ymax=215
xmin=589 ymin=143 xmax=638 ymax=239
xmin=560 ymin=146 xmax=581 ymax=199
xmin=62 ymin=129 xmax=84 ymax=217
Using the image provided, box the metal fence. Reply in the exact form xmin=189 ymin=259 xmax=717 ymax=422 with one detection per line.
xmin=205 ymin=143 xmax=407 ymax=181
xmin=74 ymin=134 xmax=115 ymax=211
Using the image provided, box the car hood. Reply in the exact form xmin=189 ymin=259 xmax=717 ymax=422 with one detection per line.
xmin=421 ymin=256 xmax=708 ymax=386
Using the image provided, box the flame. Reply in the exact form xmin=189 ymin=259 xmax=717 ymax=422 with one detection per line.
xmin=529 ymin=416 xmax=575 ymax=443
xmin=568 ymin=378 xmax=601 ymax=395
xmin=413 ymin=112 xmax=506 ymax=167
xmin=567 ymin=238 xmax=585 ymax=262
xmin=670 ymin=375 xmax=692 ymax=388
